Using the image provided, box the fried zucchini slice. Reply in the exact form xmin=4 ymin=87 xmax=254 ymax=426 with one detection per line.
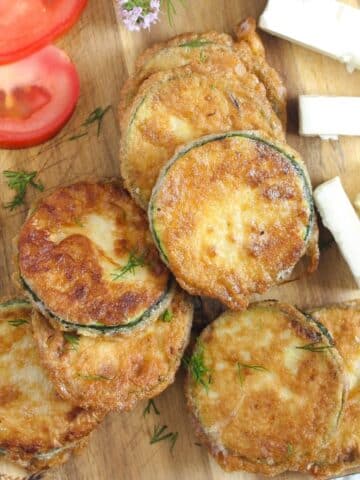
xmin=233 ymin=17 xmax=287 ymax=127
xmin=149 ymin=132 xmax=315 ymax=310
xmin=307 ymin=300 xmax=360 ymax=477
xmin=119 ymin=18 xmax=286 ymax=130
xmin=184 ymin=301 xmax=346 ymax=475
xmin=18 ymin=181 xmax=173 ymax=336
xmin=120 ymin=65 xmax=284 ymax=209
xmin=31 ymin=289 xmax=193 ymax=412
xmin=0 ymin=299 xmax=102 ymax=472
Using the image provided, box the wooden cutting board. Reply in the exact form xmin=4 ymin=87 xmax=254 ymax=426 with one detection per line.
xmin=1 ymin=1 xmax=360 ymax=479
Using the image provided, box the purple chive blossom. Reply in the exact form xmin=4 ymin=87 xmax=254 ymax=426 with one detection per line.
xmin=117 ymin=0 xmax=160 ymax=31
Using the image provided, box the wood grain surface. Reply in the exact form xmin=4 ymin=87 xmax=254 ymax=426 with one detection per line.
xmin=0 ymin=1 xmax=360 ymax=479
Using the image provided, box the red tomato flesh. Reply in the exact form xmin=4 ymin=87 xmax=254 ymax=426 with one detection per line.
xmin=0 ymin=0 xmax=87 ymax=65
xmin=0 ymin=45 xmax=80 ymax=149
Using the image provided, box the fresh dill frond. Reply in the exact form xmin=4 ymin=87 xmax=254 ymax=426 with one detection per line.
xmin=199 ymin=50 xmax=207 ymax=63
xmin=183 ymin=340 xmax=211 ymax=392
xmin=162 ymin=0 xmax=185 ymax=27
xmin=111 ymin=251 xmax=146 ymax=281
xmin=64 ymin=333 xmax=80 ymax=351
xmin=161 ymin=309 xmax=173 ymax=323
xmin=237 ymin=363 xmax=269 ymax=385
xmin=287 ymin=443 xmax=294 ymax=456
xmin=150 ymin=424 xmax=178 ymax=452
xmin=77 ymin=374 xmax=111 ymax=381
xmin=3 ymin=170 xmax=44 ymax=210
xmin=82 ymin=105 xmax=112 ymax=136
xmin=8 ymin=319 xmax=29 ymax=327
xmin=68 ymin=132 xmax=88 ymax=141
xmin=143 ymin=399 xmax=160 ymax=417
xmin=180 ymin=39 xmax=212 ymax=48
xmin=296 ymin=342 xmax=334 ymax=353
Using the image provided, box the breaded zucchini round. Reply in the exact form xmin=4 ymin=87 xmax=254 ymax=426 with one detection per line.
xmin=119 ymin=18 xmax=286 ymax=130
xmin=0 ymin=299 xmax=102 ymax=473
xmin=18 ymin=181 xmax=173 ymax=336
xmin=31 ymin=289 xmax=193 ymax=412
xmin=184 ymin=301 xmax=346 ymax=475
xmin=149 ymin=132 xmax=315 ymax=310
xmin=120 ymin=64 xmax=284 ymax=209
xmin=307 ymin=301 xmax=360 ymax=477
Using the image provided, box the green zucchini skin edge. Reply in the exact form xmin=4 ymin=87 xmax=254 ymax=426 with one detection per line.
xmin=149 ymin=131 xmax=315 ymax=266
xmin=21 ymin=276 xmax=175 ymax=336
xmin=0 ymin=299 xmax=30 ymax=310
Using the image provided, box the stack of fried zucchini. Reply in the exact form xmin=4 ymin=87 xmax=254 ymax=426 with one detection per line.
xmin=3 ymin=16 xmax=359 ymax=479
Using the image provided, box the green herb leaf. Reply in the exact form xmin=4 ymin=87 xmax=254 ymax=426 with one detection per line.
xmin=150 ymin=424 xmax=178 ymax=453
xmin=8 ymin=319 xmax=29 ymax=327
xmin=77 ymin=374 xmax=111 ymax=381
xmin=237 ymin=363 xmax=269 ymax=385
xmin=74 ymin=218 xmax=84 ymax=227
xmin=183 ymin=340 xmax=211 ymax=392
xmin=180 ymin=39 xmax=212 ymax=48
xmin=161 ymin=309 xmax=173 ymax=323
xmin=199 ymin=50 xmax=207 ymax=63
xmin=64 ymin=333 xmax=80 ymax=351
xmin=82 ymin=105 xmax=112 ymax=136
xmin=68 ymin=132 xmax=88 ymax=141
xmin=143 ymin=399 xmax=160 ymax=417
xmin=287 ymin=443 xmax=294 ymax=456
xmin=162 ymin=0 xmax=185 ymax=27
xmin=111 ymin=251 xmax=146 ymax=281
xmin=3 ymin=170 xmax=44 ymax=210
xmin=295 ymin=342 xmax=334 ymax=353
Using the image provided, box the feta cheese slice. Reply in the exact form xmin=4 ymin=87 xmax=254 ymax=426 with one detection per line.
xmin=314 ymin=177 xmax=360 ymax=287
xmin=299 ymin=95 xmax=360 ymax=139
xmin=259 ymin=0 xmax=360 ymax=72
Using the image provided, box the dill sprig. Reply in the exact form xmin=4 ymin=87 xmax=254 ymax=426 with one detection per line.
xmin=180 ymin=39 xmax=212 ymax=48
xmin=64 ymin=333 xmax=80 ymax=351
xmin=287 ymin=443 xmax=294 ymax=456
xmin=82 ymin=105 xmax=112 ymax=136
xmin=163 ymin=0 xmax=185 ymax=27
xmin=296 ymin=342 xmax=334 ymax=353
xmin=77 ymin=374 xmax=111 ymax=381
xmin=150 ymin=425 xmax=178 ymax=453
xmin=3 ymin=170 xmax=44 ymax=210
xmin=237 ymin=363 xmax=268 ymax=385
xmin=161 ymin=309 xmax=173 ymax=323
xmin=183 ymin=340 xmax=211 ymax=392
xmin=143 ymin=399 xmax=160 ymax=417
xmin=8 ymin=319 xmax=29 ymax=327
xmin=111 ymin=251 xmax=146 ymax=281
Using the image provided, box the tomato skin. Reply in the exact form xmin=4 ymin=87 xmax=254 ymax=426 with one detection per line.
xmin=0 ymin=0 xmax=88 ymax=65
xmin=0 ymin=46 xmax=80 ymax=149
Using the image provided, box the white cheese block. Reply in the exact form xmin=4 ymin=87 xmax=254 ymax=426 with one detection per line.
xmin=259 ymin=0 xmax=360 ymax=72
xmin=299 ymin=95 xmax=360 ymax=139
xmin=314 ymin=177 xmax=360 ymax=287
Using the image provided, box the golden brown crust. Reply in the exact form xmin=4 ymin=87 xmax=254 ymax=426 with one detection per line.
xmin=118 ymin=30 xmax=233 ymax=125
xmin=233 ymin=18 xmax=287 ymax=128
xmin=150 ymin=133 xmax=313 ymax=309
xmin=185 ymin=301 xmax=346 ymax=475
xmin=31 ymin=290 xmax=193 ymax=411
xmin=0 ymin=300 xmax=102 ymax=468
xmin=119 ymin=18 xmax=286 ymax=133
xmin=307 ymin=301 xmax=360 ymax=477
xmin=120 ymin=62 xmax=285 ymax=209
xmin=18 ymin=181 xmax=171 ymax=332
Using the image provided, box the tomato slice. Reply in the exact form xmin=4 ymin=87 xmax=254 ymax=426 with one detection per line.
xmin=0 ymin=0 xmax=87 ymax=65
xmin=0 ymin=45 xmax=80 ymax=149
